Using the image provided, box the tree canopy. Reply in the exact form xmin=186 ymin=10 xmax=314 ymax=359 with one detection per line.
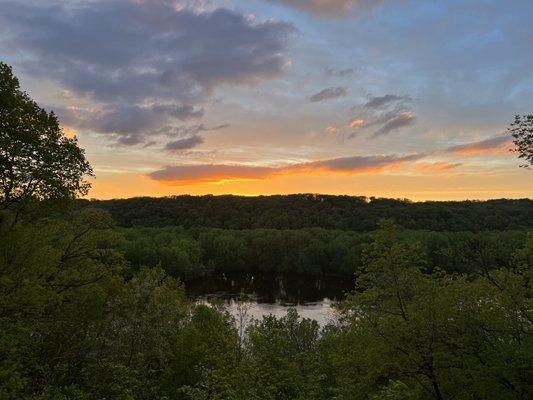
xmin=83 ymin=195 xmax=533 ymax=232
xmin=510 ymin=114 xmax=533 ymax=168
xmin=0 ymin=62 xmax=92 ymax=212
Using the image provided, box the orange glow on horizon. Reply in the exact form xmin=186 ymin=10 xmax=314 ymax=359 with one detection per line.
xmin=86 ymin=166 xmax=533 ymax=202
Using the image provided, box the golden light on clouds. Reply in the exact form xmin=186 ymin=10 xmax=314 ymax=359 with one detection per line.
xmin=350 ymin=118 xmax=365 ymax=129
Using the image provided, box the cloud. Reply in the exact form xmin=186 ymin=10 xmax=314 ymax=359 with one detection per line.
xmin=325 ymin=67 xmax=354 ymax=77
xmin=55 ymin=105 xmax=160 ymax=136
xmin=372 ymin=112 xmax=415 ymax=137
xmin=309 ymin=87 xmax=348 ymax=102
xmin=347 ymin=93 xmax=416 ymax=139
xmin=443 ymin=134 xmax=511 ymax=156
xmin=148 ymin=152 xmax=426 ymax=184
xmin=156 ymin=123 xmax=229 ymax=137
xmin=152 ymin=104 xmax=205 ymax=121
xmin=55 ymin=102 xmax=230 ymax=147
xmin=299 ymin=153 xmax=424 ymax=172
xmin=165 ymin=135 xmax=205 ymax=152
xmin=350 ymin=118 xmax=365 ymax=129
xmin=149 ymin=164 xmax=277 ymax=184
xmin=0 ymin=0 xmax=293 ymax=143
xmin=266 ymin=0 xmax=385 ymax=18
xmin=116 ymin=135 xmax=147 ymax=146
xmin=364 ymin=94 xmax=412 ymax=109
xmin=411 ymin=162 xmax=462 ymax=172
xmin=1 ymin=0 xmax=294 ymax=100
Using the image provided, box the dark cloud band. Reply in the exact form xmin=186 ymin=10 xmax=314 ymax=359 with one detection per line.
xmin=309 ymin=86 xmax=348 ymax=102
xmin=148 ymin=152 xmax=426 ymax=184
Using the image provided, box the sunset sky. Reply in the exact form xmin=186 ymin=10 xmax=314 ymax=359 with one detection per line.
xmin=1 ymin=0 xmax=532 ymax=200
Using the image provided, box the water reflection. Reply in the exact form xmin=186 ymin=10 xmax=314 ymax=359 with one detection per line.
xmin=185 ymin=273 xmax=354 ymax=326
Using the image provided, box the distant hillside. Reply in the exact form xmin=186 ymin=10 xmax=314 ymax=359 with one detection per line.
xmin=79 ymin=194 xmax=533 ymax=231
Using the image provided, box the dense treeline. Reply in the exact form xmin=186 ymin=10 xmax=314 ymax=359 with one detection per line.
xmin=82 ymin=195 xmax=533 ymax=231
xmin=118 ymin=226 xmax=529 ymax=279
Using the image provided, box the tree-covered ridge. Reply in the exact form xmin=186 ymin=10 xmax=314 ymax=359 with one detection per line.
xmin=84 ymin=195 xmax=533 ymax=231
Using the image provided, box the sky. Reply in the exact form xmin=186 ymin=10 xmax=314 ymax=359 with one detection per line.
xmin=1 ymin=0 xmax=532 ymax=200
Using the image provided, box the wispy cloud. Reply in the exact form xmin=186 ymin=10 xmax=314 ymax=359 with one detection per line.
xmin=442 ymin=134 xmax=511 ymax=156
xmin=325 ymin=67 xmax=354 ymax=77
xmin=309 ymin=87 xmax=348 ymax=102
xmin=148 ymin=152 xmax=426 ymax=184
xmin=165 ymin=135 xmax=205 ymax=152
xmin=348 ymin=93 xmax=415 ymax=138
xmin=152 ymin=104 xmax=205 ymax=121
xmin=364 ymin=94 xmax=412 ymax=109
xmin=411 ymin=162 xmax=462 ymax=172
xmin=372 ymin=112 xmax=415 ymax=137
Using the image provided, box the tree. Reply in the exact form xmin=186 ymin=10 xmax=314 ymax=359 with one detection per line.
xmin=335 ymin=220 xmax=532 ymax=400
xmin=509 ymin=114 xmax=533 ymax=168
xmin=0 ymin=62 xmax=93 ymax=212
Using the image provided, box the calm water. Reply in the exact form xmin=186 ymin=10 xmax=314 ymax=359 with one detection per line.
xmin=185 ymin=272 xmax=354 ymax=326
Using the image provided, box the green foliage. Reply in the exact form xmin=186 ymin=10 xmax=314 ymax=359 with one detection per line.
xmin=116 ymin=225 xmax=528 ymax=278
xmin=1 ymin=211 xmax=532 ymax=399
xmin=82 ymin=195 xmax=533 ymax=231
xmin=0 ymin=209 xmax=191 ymax=399
xmin=334 ymin=221 xmax=533 ymax=400
xmin=510 ymin=114 xmax=533 ymax=168
xmin=0 ymin=63 xmax=93 ymax=212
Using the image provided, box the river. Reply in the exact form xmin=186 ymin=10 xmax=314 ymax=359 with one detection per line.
xmin=185 ymin=272 xmax=354 ymax=326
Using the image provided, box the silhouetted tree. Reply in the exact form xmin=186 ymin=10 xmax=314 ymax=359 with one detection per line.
xmin=509 ymin=114 xmax=533 ymax=168
xmin=0 ymin=62 xmax=93 ymax=214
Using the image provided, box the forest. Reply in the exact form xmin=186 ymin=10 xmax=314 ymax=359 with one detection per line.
xmin=82 ymin=195 xmax=532 ymax=231
xmin=1 ymin=63 xmax=533 ymax=400
xmin=116 ymin=226 xmax=529 ymax=279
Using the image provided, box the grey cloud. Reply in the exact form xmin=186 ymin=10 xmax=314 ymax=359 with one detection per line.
xmin=0 ymin=1 xmax=294 ymax=101
xmin=152 ymin=104 xmax=205 ymax=121
xmin=54 ymin=105 xmax=160 ymax=136
xmin=148 ymin=152 xmax=426 ymax=184
xmin=0 ymin=0 xmax=293 ymax=144
xmin=54 ymin=103 xmax=229 ymax=147
xmin=115 ymin=135 xmax=146 ymax=146
xmin=165 ymin=135 xmax=204 ymax=152
xmin=347 ymin=93 xmax=415 ymax=139
xmin=364 ymin=94 xmax=412 ymax=109
xmin=325 ymin=67 xmax=354 ymax=78
xmin=156 ymin=123 xmax=230 ymax=138
xmin=309 ymin=87 xmax=348 ymax=102
xmin=297 ymin=153 xmax=424 ymax=172
xmin=149 ymin=164 xmax=276 ymax=183
xmin=372 ymin=112 xmax=415 ymax=137
xmin=443 ymin=134 xmax=511 ymax=155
